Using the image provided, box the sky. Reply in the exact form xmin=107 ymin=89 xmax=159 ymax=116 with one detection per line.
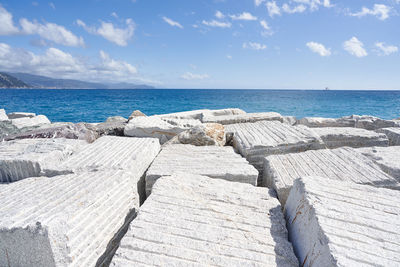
xmin=0 ymin=0 xmax=399 ymax=89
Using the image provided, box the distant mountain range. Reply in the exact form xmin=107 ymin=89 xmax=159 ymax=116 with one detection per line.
xmin=0 ymin=72 xmax=155 ymax=89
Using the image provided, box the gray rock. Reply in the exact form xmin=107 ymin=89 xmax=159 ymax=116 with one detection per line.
xmin=0 ymin=170 xmax=140 ymax=267
xmin=297 ymin=117 xmax=355 ymax=127
xmin=145 ymin=144 xmax=259 ymax=196
xmin=3 ymin=122 xmax=98 ymax=143
xmin=124 ymin=116 xmax=196 ymax=144
xmin=285 ymin=176 xmax=400 ymax=267
xmin=105 ymin=116 xmax=127 ymax=123
xmin=263 ymin=147 xmax=399 ymax=206
xmin=11 ymin=115 xmax=51 ymax=129
xmin=168 ymin=123 xmax=226 ymax=146
xmin=0 ymin=109 xmax=8 ymax=121
xmin=351 ymin=114 xmax=400 ymax=130
xmin=128 ymin=110 xmax=146 ymax=121
xmin=7 ymin=112 xmax=36 ymax=119
xmin=0 ymin=120 xmax=20 ymax=139
xmin=357 ymin=146 xmax=400 ymax=182
xmin=0 ymin=138 xmax=86 ymax=183
xmin=86 ymin=121 xmax=126 ymax=136
xmin=156 ymin=108 xmax=246 ymax=121
xmin=111 ymin=173 xmax=299 ymax=267
xmin=226 ymin=121 xmax=324 ymax=184
xmin=311 ymin=127 xmax=389 ymax=148
xmin=376 ymin=127 xmax=400 ymax=145
xmin=282 ymin=116 xmax=297 ymax=125
xmin=202 ymin=112 xmax=283 ymax=125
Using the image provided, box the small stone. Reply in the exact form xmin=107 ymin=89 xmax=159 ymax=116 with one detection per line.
xmin=168 ymin=123 xmax=226 ymax=146
xmin=128 ymin=110 xmax=146 ymax=121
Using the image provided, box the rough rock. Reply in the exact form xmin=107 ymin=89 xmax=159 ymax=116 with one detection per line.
xmin=156 ymin=108 xmax=246 ymax=121
xmin=282 ymin=116 xmax=297 ymax=125
xmin=0 ymin=170 xmax=140 ymax=267
xmin=3 ymin=122 xmax=98 ymax=143
xmin=202 ymin=112 xmax=283 ymax=125
xmin=7 ymin=112 xmax=36 ymax=119
xmin=297 ymin=117 xmax=355 ymax=127
xmin=263 ymin=147 xmax=399 ymax=206
xmin=376 ymin=127 xmax=400 ymax=145
xmin=106 ymin=116 xmax=127 ymax=123
xmin=0 ymin=120 xmax=20 ymax=139
xmin=159 ymin=117 xmax=202 ymax=128
xmin=311 ymin=127 xmax=389 ymax=148
xmin=226 ymin=121 xmax=323 ymax=183
xmin=352 ymin=114 xmax=400 ymax=130
xmin=167 ymin=123 xmax=226 ymax=146
xmin=145 ymin=144 xmax=259 ymax=195
xmin=0 ymin=138 xmax=86 ymax=183
xmin=60 ymin=136 xmax=159 ymax=174
xmin=86 ymin=121 xmax=126 ymax=136
xmin=110 ymin=173 xmax=299 ymax=267
xmin=357 ymin=146 xmax=400 ymax=182
xmin=285 ymin=176 xmax=400 ymax=267
xmin=124 ymin=116 xmax=197 ymax=144
xmin=11 ymin=115 xmax=51 ymax=129
xmin=128 ymin=110 xmax=146 ymax=121
xmin=0 ymin=109 xmax=8 ymax=121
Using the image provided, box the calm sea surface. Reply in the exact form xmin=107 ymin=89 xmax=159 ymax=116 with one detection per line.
xmin=0 ymin=89 xmax=399 ymax=123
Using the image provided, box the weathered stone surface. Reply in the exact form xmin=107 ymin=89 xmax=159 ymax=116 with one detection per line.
xmin=60 ymin=136 xmax=160 ymax=175
xmin=111 ymin=173 xmax=299 ymax=267
xmin=156 ymin=108 xmax=246 ymax=121
xmin=0 ymin=170 xmax=140 ymax=267
xmin=0 ymin=138 xmax=86 ymax=183
xmin=106 ymin=116 xmax=127 ymax=123
xmin=145 ymin=144 xmax=259 ymax=195
xmin=297 ymin=117 xmax=355 ymax=127
xmin=357 ymin=146 xmax=400 ymax=182
xmin=159 ymin=117 xmax=202 ymax=128
xmin=282 ymin=116 xmax=297 ymax=125
xmin=3 ymin=122 xmax=98 ymax=143
xmin=202 ymin=112 xmax=283 ymax=125
xmin=376 ymin=127 xmax=400 ymax=145
xmin=264 ymin=147 xmax=399 ymax=205
xmin=0 ymin=109 xmax=8 ymax=121
xmin=86 ymin=121 xmax=126 ymax=136
xmin=128 ymin=110 xmax=146 ymax=121
xmin=167 ymin=123 xmax=226 ymax=146
xmin=352 ymin=114 xmax=400 ymax=130
xmin=124 ymin=116 xmax=196 ymax=144
xmin=227 ymin=121 xmax=323 ymax=183
xmin=7 ymin=112 xmax=36 ymax=119
xmin=0 ymin=120 xmax=20 ymax=139
xmin=311 ymin=127 xmax=389 ymax=148
xmin=285 ymin=176 xmax=400 ymax=267
xmin=11 ymin=115 xmax=51 ymax=129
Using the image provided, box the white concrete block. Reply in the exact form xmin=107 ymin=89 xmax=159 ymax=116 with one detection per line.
xmin=0 ymin=109 xmax=8 ymax=121
xmin=202 ymin=112 xmax=283 ymax=125
xmin=285 ymin=176 xmax=400 ymax=267
xmin=156 ymin=108 xmax=246 ymax=121
xmin=11 ymin=115 xmax=51 ymax=129
xmin=111 ymin=173 xmax=299 ymax=267
xmin=376 ymin=127 xmax=400 ymax=145
xmin=297 ymin=117 xmax=355 ymax=128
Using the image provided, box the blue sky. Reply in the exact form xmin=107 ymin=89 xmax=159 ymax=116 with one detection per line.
xmin=0 ymin=0 xmax=399 ymax=89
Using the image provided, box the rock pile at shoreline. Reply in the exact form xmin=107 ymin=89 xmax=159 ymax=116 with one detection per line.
xmin=1 ymin=107 xmax=399 ymax=266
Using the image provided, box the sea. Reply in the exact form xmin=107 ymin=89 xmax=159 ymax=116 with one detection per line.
xmin=1 ymin=89 xmax=399 ymax=123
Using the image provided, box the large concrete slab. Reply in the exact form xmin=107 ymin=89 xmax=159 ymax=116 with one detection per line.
xmin=311 ymin=127 xmax=389 ymax=148
xmin=0 ymin=171 xmax=141 ymax=267
xmin=61 ymin=136 xmax=160 ymax=174
xmin=226 ymin=121 xmax=324 ymax=181
xmin=145 ymin=144 xmax=258 ymax=195
xmin=11 ymin=115 xmax=51 ymax=129
xmin=111 ymin=173 xmax=299 ymax=267
xmin=156 ymin=108 xmax=246 ymax=121
xmin=0 ymin=138 xmax=86 ymax=183
xmin=357 ymin=146 xmax=400 ymax=182
xmin=202 ymin=112 xmax=283 ymax=125
xmin=263 ymin=147 xmax=399 ymax=205
xmin=376 ymin=127 xmax=400 ymax=145
xmin=285 ymin=176 xmax=400 ymax=267
xmin=297 ymin=117 xmax=355 ymax=127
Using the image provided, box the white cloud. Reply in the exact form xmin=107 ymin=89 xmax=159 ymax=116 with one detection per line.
xmin=282 ymin=4 xmax=307 ymax=14
xmin=20 ymin=18 xmax=84 ymax=47
xmin=0 ymin=42 xmax=141 ymax=82
xmin=181 ymin=72 xmax=209 ymax=80
xmin=243 ymin=42 xmax=267 ymax=50
xmin=343 ymin=37 xmax=368 ymax=57
xmin=255 ymin=0 xmax=265 ymax=6
xmin=350 ymin=4 xmax=391 ymax=20
xmin=215 ymin=10 xmax=225 ymax=19
xmin=202 ymin=20 xmax=231 ymax=28
xmin=0 ymin=5 xmax=19 ymax=35
xmin=162 ymin=16 xmax=183 ymax=29
xmin=260 ymin=20 xmax=270 ymax=30
xmin=49 ymin=2 xmax=55 ymax=9
xmin=266 ymin=1 xmax=281 ymax=17
xmin=226 ymin=54 xmax=232 ymax=59
xmin=111 ymin=12 xmax=118 ymax=18
xmin=375 ymin=42 xmax=398 ymax=56
xmin=292 ymin=0 xmax=332 ymax=11
xmin=77 ymin=19 xmax=135 ymax=46
xmin=306 ymin=41 xmax=331 ymax=56
xmin=230 ymin=12 xmax=257 ymax=21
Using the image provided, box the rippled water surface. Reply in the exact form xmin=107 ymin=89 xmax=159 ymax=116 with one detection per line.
xmin=1 ymin=89 xmax=399 ymax=122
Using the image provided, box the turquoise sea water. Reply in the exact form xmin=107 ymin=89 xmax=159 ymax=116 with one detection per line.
xmin=0 ymin=89 xmax=399 ymax=123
